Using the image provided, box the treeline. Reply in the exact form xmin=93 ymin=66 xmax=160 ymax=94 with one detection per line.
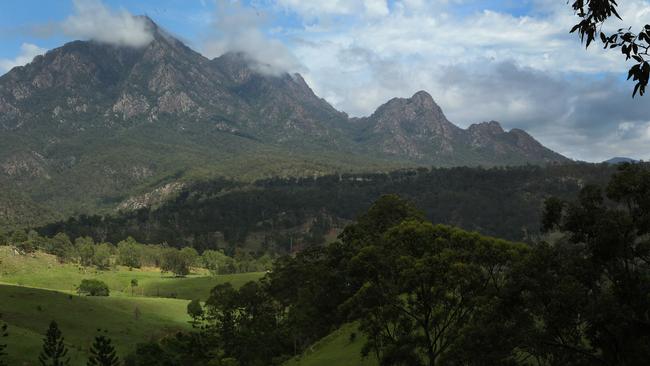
xmin=120 ymin=163 xmax=649 ymax=365
xmin=38 ymin=163 xmax=620 ymax=252
xmin=0 ymin=232 xmax=272 ymax=276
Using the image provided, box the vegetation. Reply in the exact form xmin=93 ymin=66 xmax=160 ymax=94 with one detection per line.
xmin=114 ymin=163 xmax=650 ymax=365
xmin=0 ymin=283 xmax=194 ymax=364
xmin=0 ymin=315 xmax=7 ymax=366
xmin=39 ymin=320 xmax=70 ymax=366
xmin=2 ymin=163 xmax=649 ymax=365
xmin=38 ymin=164 xmax=619 ymax=252
xmin=77 ymin=279 xmax=110 ymax=297
xmin=570 ymin=0 xmax=650 ymax=96
xmin=0 ymin=240 xmax=264 ymax=364
xmin=87 ymin=330 xmax=120 ymax=366
xmin=186 ymin=299 xmax=203 ymax=326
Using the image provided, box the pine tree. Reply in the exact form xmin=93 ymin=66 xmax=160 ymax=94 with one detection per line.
xmin=87 ymin=330 xmax=119 ymax=366
xmin=38 ymin=321 xmax=69 ymax=366
xmin=0 ymin=315 xmax=8 ymax=366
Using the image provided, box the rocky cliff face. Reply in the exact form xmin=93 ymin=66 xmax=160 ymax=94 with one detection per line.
xmin=354 ymin=92 xmax=566 ymax=164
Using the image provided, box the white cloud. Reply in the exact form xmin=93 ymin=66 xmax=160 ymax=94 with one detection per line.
xmin=363 ymin=0 xmax=390 ymax=17
xmin=277 ymin=0 xmax=390 ymax=20
xmin=278 ymin=0 xmax=650 ymax=161
xmin=276 ymin=0 xmax=357 ymax=18
xmin=203 ymin=0 xmax=303 ymax=75
xmin=62 ymin=0 xmax=153 ymax=47
xmin=0 ymin=43 xmax=47 ymax=73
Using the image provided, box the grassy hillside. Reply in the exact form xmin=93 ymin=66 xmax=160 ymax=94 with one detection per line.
xmin=0 ymin=247 xmax=263 ymax=300
xmin=0 ymin=283 xmax=190 ymax=365
xmin=0 ymin=247 xmax=265 ymax=365
xmin=285 ymin=323 xmax=378 ymax=366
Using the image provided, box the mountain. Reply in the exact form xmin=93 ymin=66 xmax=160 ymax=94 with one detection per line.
xmin=604 ymin=157 xmax=639 ymax=164
xmin=353 ymin=92 xmax=566 ymax=165
xmin=0 ymin=18 xmax=569 ymax=229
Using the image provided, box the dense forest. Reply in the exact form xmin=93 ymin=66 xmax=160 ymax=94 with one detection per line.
xmin=37 ymin=163 xmax=621 ymax=253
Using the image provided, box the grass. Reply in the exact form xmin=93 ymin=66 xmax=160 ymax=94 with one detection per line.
xmin=284 ymin=323 xmax=378 ymax=366
xmin=0 ymin=283 xmax=191 ymax=365
xmin=0 ymin=247 xmax=265 ymax=365
xmin=138 ymin=272 xmax=265 ymax=300
xmin=0 ymin=247 xmax=264 ymax=300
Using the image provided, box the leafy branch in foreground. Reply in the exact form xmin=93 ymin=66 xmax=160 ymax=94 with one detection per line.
xmin=570 ymin=0 xmax=650 ymax=96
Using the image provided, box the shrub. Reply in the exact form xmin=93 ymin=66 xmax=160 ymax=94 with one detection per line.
xmin=78 ymin=279 xmax=110 ymax=296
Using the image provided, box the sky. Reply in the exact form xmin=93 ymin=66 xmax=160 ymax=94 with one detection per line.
xmin=1 ymin=0 xmax=649 ymax=162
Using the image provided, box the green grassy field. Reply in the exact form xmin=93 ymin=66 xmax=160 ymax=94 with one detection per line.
xmin=0 ymin=283 xmax=191 ymax=365
xmin=0 ymin=247 xmax=264 ymax=300
xmin=284 ymin=323 xmax=378 ymax=366
xmin=0 ymin=247 xmax=265 ymax=365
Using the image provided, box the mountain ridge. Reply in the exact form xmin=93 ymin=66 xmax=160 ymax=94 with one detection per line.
xmin=0 ymin=18 xmax=570 ymax=229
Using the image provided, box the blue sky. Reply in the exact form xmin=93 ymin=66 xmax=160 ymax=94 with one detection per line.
xmin=1 ymin=0 xmax=649 ymax=161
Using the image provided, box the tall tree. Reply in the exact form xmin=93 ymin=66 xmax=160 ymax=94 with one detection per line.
xmin=570 ymin=0 xmax=650 ymax=96
xmin=346 ymin=220 xmax=526 ymax=366
xmin=87 ymin=330 xmax=119 ymax=366
xmin=516 ymin=163 xmax=650 ymax=364
xmin=38 ymin=321 xmax=70 ymax=366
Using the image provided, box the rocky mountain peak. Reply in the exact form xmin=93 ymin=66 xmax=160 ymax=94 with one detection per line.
xmin=468 ymin=121 xmax=505 ymax=136
xmin=369 ymin=91 xmax=458 ymax=136
xmin=409 ymin=90 xmax=438 ymax=109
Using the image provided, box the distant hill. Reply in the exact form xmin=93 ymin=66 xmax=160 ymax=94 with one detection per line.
xmin=604 ymin=157 xmax=639 ymax=164
xmin=0 ymin=17 xmax=569 ymax=229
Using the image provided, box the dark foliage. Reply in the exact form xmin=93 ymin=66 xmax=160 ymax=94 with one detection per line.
xmin=520 ymin=162 xmax=650 ymax=364
xmin=87 ymin=330 xmax=120 ymax=366
xmin=186 ymin=299 xmax=204 ymax=326
xmin=0 ymin=315 xmax=7 ymax=366
xmin=38 ymin=164 xmax=618 ymax=253
xmin=570 ymin=0 xmax=650 ymax=96
xmin=77 ymin=279 xmax=110 ymax=297
xmin=38 ymin=321 xmax=70 ymax=366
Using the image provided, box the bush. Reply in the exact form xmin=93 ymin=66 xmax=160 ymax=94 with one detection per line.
xmin=78 ymin=279 xmax=110 ymax=296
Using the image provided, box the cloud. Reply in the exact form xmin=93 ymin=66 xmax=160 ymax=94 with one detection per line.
xmin=202 ymin=0 xmax=303 ymax=76
xmin=281 ymin=0 xmax=650 ymax=161
xmin=61 ymin=0 xmax=153 ymax=47
xmin=276 ymin=0 xmax=390 ymax=20
xmin=0 ymin=43 xmax=47 ymax=73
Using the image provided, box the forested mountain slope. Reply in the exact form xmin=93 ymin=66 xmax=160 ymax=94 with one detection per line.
xmin=38 ymin=164 xmax=617 ymax=252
